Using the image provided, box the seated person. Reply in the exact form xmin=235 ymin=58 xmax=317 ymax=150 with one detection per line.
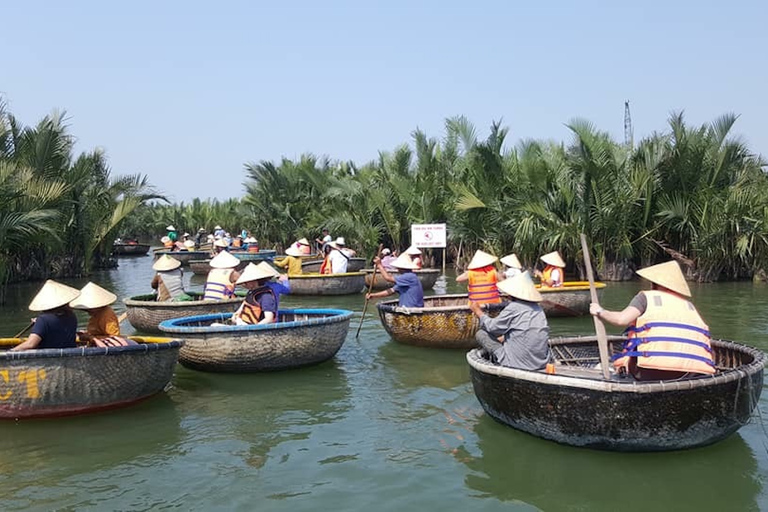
xmin=274 ymin=246 xmax=303 ymax=275
xmin=366 ymin=254 xmax=424 ymax=307
xmin=457 ymin=250 xmax=504 ymax=305
xmin=11 ymin=280 xmax=81 ymax=351
xmin=232 ymin=263 xmax=278 ymax=325
xmin=151 ymin=255 xmax=192 ymax=301
xmin=501 ymin=253 xmax=522 ymax=279
xmin=405 ymin=246 xmax=423 ymax=269
xmin=204 ymin=251 xmax=241 ymax=300
xmin=70 ymin=282 xmax=121 ymax=342
xmin=469 ymin=272 xmax=551 ymax=371
xmin=296 ymin=237 xmax=312 ymax=255
xmin=534 ymin=251 xmax=565 ymax=287
xmin=254 ymin=261 xmax=291 ymax=309
xmin=380 ymin=248 xmax=397 ymax=271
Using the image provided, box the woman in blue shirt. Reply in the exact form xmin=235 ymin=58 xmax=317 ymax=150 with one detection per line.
xmin=12 ymin=280 xmax=81 ymax=351
xmin=366 ymin=253 xmax=424 ymax=307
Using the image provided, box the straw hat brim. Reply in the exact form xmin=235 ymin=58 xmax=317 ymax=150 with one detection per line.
xmin=153 ymin=255 xmax=182 ymax=271
xmin=214 ymin=240 xmax=229 ymax=248
xmin=297 ymin=238 xmax=310 ymax=246
xmin=210 ymin=251 xmax=241 ymax=269
xmin=69 ymin=282 xmax=117 ymax=309
xmin=285 ymin=247 xmax=302 ymax=257
xmin=405 ymin=246 xmax=422 ymax=255
xmin=467 ymin=250 xmax=498 ymax=270
xmin=540 ymin=251 xmax=566 ymax=268
xmin=636 ymin=261 xmax=691 ymax=297
xmin=255 ymin=261 xmax=280 ymax=278
xmin=236 ymin=263 xmax=277 ymax=284
xmin=497 ymin=272 xmax=542 ymax=303
xmin=391 ymin=254 xmax=419 ymax=270
xmin=500 ymin=254 xmax=522 ymax=269
xmin=29 ymin=280 xmax=82 ymax=312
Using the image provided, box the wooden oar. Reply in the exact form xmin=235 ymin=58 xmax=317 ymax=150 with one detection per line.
xmin=356 ymin=244 xmax=384 ymax=338
xmin=580 ymin=233 xmax=611 ymax=380
xmin=13 ymin=322 xmax=34 ymax=339
xmin=117 ymin=312 xmax=128 ymax=324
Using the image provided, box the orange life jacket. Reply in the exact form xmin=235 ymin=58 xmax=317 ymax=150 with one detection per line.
xmin=247 ymin=244 xmax=259 ymax=253
xmin=232 ymin=238 xmax=242 ymax=248
xmin=541 ymin=265 xmax=563 ymax=287
xmin=238 ymin=288 xmax=277 ymax=324
xmin=320 ymin=255 xmax=332 ymax=275
xmin=468 ymin=266 xmax=501 ymax=304
xmin=614 ymin=290 xmax=715 ymax=375
xmin=163 ymin=240 xmax=174 ymax=248
xmin=204 ymin=269 xmax=235 ymax=301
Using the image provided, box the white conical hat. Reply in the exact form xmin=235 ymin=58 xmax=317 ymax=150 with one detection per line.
xmin=160 ymin=236 xmax=171 ymax=243
xmin=69 ymin=282 xmax=117 ymax=309
xmin=500 ymin=253 xmax=522 ymax=269
xmin=391 ymin=253 xmax=419 ymax=270
xmin=256 ymin=261 xmax=279 ymax=278
xmin=166 ymin=225 xmax=176 ymax=231
xmin=28 ymin=280 xmax=81 ymax=312
xmin=335 ymin=237 xmax=346 ymax=246
xmin=153 ymin=255 xmax=182 ymax=271
xmin=497 ymin=271 xmax=542 ymax=303
xmin=297 ymin=238 xmax=310 ymax=246
xmin=183 ymin=240 xmax=196 ymax=248
xmin=540 ymin=251 xmax=565 ymax=268
xmin=215 ymin=225 xmax=222 ymax=230
xmin=636 ymin=261 xmax=691 ymax=297
xmin=236 ymin=263 xmax=277 ymax=284
xmin=214 ymin=239 xmax=229 ymax=248
xmin=285 ymin=246 xmax=302 ymax=257
xmin=209 ymin=251 xmax=240 ymax=269
xmin=405 ymin=246 xmax=421 ymax=256
xmin=467 ymin=250 xmax=498 ymax=270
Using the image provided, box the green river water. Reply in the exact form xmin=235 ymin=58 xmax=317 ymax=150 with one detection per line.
xmin=1 ymin=254 xmax=767 ymax=511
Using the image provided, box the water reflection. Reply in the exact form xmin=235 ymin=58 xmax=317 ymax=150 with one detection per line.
xmin=377 ymin=340 xmax=468 ymax=391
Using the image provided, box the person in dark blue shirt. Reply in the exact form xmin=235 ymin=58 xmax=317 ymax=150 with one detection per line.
xmin=366 ymin=253 xmax=424 ymax=307
xmin=12 ymin=280 xmax=81 ymax=351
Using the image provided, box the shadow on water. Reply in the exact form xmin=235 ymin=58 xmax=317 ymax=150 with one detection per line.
xmin=459 ymin=416 xmax=762 ymax=512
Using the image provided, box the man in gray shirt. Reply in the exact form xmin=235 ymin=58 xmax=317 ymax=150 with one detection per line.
xmin=469 ymin=271 xmax=551 ymax=371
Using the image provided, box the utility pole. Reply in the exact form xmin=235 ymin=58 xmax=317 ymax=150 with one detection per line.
xmin=624 ymin=101 xmax=634 ymax=150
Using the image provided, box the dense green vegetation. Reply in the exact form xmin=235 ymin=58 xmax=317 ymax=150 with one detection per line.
xmin=0 ymin=99 xmax=162 ymax=301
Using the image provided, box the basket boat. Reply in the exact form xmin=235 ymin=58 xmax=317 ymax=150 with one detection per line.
xmin=189 ymin=252 xmax=277 ymax=276
xmin=376 ymin=294 xmax=508 ymax=348
xmin=158 ymin=309 xmax=353 ymax=372
xmin=288 ymin=272 xmax=366 ymax=296
xmin=124 ymin=292 xmax=242 ymax=334
xmin=0 ymin=337 xmax=183 ymax=419
xmin=189 ymin=259 xmax=212 ymax=276
xmin=535 ymin=282 xmax=606 ymax=317
xmin=362 ymin=268 xmax=441 ymax=290
xmin=113 ymin=243 xmax=150 ymax=256
xmin=229 ymin=249 xmax=277 ymax=257
xmin=467 ymin=335 xmax=765 ymax=451
xmin=301 ymin=257 xmax=366 ymax=273
xmin=152 ymin=250 xmax=211 ymax=265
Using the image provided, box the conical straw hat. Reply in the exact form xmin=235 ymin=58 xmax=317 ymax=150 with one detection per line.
xmin=69 ymin=282 xmax=117 ymax=309
xmin=297 ymin=238 xmax=310 ymax=246
xmin=285 ymin=246 xmax=302 ymax=257
xmin=467 ymin=250 xmax=498 ymax=270
xmin=405 ymin=246 xmax=421 ymax=256
xmin=28 ymin=280 xmax=81 ymax=312
xmin=153 ymin=255 xmax=181 ymax=271
xmin=540 ymin=251 xmax=565 ymax=268
xmin=209 ymin=251 xmax=240 ymax=269
xmin=256 ymin=261 xmax=280 ymax=278
xmin=391 ymin=253 xmax=419 ymax=270
xmin=497 ymin=271 xmax=542 ymax=303
xmin=500 ymin=253 xmax=522 ymax=269
xmin=214 ymin=239 xmax=229 ymax=248
xmin=236 ymin=263 xmax=277 ymax=285
xmin=636 ymin=261 xmax=691 ymax=297
xmin=166 ymin=225 xmax=176 ymax=231
xmin=183 ymin=240 xmax=195 ymax=249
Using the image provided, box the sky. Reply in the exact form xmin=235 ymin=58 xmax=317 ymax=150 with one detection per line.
xmin=2 ymin=0 xmax=767 ymax=203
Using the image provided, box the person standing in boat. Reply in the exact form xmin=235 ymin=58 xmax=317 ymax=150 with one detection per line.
xmin=457 ymin=250 xmax=504 ymax=305
xmin=315 ymin=228 xmax=332 ymax=253
xmin=70 ymin=282 xmax=121 ymax=340
xmin=469 ymin=271 xmax=551 ymax=371
xmin=366 ymin=253 xmax=424 ymax=307
xmin=534 ymin=251 xmax=565 ymax=287
xmin=151 ymin=255 xmax=192 ymax=301
xmin=501 ymin=253 xmax=523 ymax=279
xmin=405 ymin=246 xmax=423 ymax=269
xmin=232 ymin=263 xmax=279 ymax=325
xmin=11 ymin=280 xmax=81 ymax=351
xmin=166 ymin=225 xmax=178 ymax=244
xmin=274 ymin=245 xmax=304 ymax=275
xmin=204 ymin=251 xmax=241 ymax=301
xmin=589 ymin=260 xmax=715 ymax=381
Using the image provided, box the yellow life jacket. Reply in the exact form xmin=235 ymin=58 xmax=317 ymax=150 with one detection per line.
xmin=204 ymin=269 xmax=235 ymax=301
xmin=542 ymin=265 xmax=563 ymax=287
xmin=614 ymin=290 xmax=715 ymax=375
xmin=238 ymin=288 xmax=277 ymax=324
xmin=468 ymin=267 xmax=501 ymax=304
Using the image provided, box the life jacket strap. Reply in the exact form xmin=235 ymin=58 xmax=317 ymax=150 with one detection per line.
xmin=620 ymin=350 xmax=716 ymax=367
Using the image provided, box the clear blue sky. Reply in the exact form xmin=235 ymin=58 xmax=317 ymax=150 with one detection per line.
xmin=3 ymin=0 xmax=766 ymax=202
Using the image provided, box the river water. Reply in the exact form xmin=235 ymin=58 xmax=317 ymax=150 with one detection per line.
xmin=1 ymin=255 xmax=767 ymax=511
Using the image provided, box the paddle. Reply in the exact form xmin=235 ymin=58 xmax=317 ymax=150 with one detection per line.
xmin=580 ymin=233 xmax=611 ymax=380
xmin=117 ymin=312 xmax=128 ymax=324
xmin=356 ymin=243 xmax=384 ymax=338
xmin=13 ymin=322 xmax=34 ymax=339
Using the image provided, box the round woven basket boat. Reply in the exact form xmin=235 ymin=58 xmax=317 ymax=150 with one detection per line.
xmin=535 ymin=281 xmax=606 ymax=317
xmin=0 ymin=337 xmax=183 ymax=419
xmin=189 ymin=259 xmax=212 ymax=275
xmin=159 ymin=309 xmax=353 ymax=372
xmin=113 ymin=243 xmax=150 ymax=256
xmin=376 ymin=294 xmax=507 ymax=348
xmin=468 ymin=335 xmax=765 ymax=451
xmin=288 ymin=272 xmax=366 ymax=296
xmin=152 ymin=250 xmax=211 ymax=265
xmin=124 ymin=292 xmax=242 ymax=334
xmin=362 ymin=268 xmax=441 ymax=290
xmin=301 ymin=257 xmax=366 ymax=273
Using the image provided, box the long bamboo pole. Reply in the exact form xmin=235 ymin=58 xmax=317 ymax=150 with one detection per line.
xmin=356 ymin=244 xmax=384 ymax=338
xmin=580 ymin=233 xmax=611 ymax=380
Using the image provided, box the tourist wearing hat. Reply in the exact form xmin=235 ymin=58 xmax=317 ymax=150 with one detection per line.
xmin=534 ymin=251 xmax=566 ymax=288
xmin=366 ymin=253 xmax=424 ymax=307
xmin=245 ymin=237 xmax=260 ymax=253
xmin=232 ymin=263 xmax=279 ymax=325
xmin=211 ymin=238 xmax=229 ymax=256
xmin=70 ymin=282 xmax=121 ymax=340
xmin=296 ymin=238 xmax=312 ymax=256
xmin=257 ymin=261 xmax=291 ymax=310
xmin=203 ymin=251 xmax=242 ymax=301
xmin=166 ymin=225 xmax=178 ymax=244
xmin=335 ymin=237 xmax=356 ymax=258
xmin=380 ymin=248 xmax=398 ymax=271
xmin=11 ymin=280 xmax=81 ymax=351
xmin=319 ymin=242 xmax=348 ymax=274
xmin=457 ymin=250 xmax=504 ymax=305
xmin=161 ymin=235 xmax=174 ymax=249
xmin=405 ymin=246 xmax=423 ymax=269
xmin=194 ymin=228 xmax=207 ymax=248
xmin=274 ymin=245 xmax=304 ymax=275
xmin=151 ymin=255 xmax=191 ymax=302
xmin=469 ymin=272 xmax=551 ymax=371
xmin=589 ymin=261 xmax=715 ymax=380
xmin=214 ymin=225 xmax=226 ymax=238
xmin=501 ymin=254 xmax=523 ymax=279
xmin=231 ymin=235 xmax=243 ymax=249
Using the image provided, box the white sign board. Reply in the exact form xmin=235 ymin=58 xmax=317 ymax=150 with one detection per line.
xmin=411 ymin=223 xmax=447 ymax=248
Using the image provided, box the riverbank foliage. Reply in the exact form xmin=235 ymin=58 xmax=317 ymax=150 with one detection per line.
xmin=0 ymin=99 xmax=162 ymax=299
xmin=133 ymin=113 xmax=767 ymax=282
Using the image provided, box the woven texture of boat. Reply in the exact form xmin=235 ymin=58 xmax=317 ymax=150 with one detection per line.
xmin=189 ymin=259 xmax=212 ymax=276
xmin=159 ymin=309 xmax=353 ymax=372
xmin=152 ymin=250 xmax=211 ymax=265
xmin=376 ymin=294 xmax=507 ymax=349
xmin=113 ymin=243 xmax=150 ymax=256
xmin=301 ymin=257 xmax=366 ymax=273
xmin=124 ymin=292 xmax=242 ymax=334
xmin=0 ymin=337 xmax=183 ymax=419
xmin=467 ymin=335 xmax=765 ymax=451
xmin=288 ymin=272 xmax=366 ymax=296
xmin=535 ymin=282 xmax=606 ymax=317
xmin=362 ymin=268 xmax=441 ymax=290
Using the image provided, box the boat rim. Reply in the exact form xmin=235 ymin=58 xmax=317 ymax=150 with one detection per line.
xmin=288 ymin=272 xmax=365 ymax=279
xmin=159 ymin=308 xmax=354 ymax=334
xmin=0 ymin=338 xmax=184 ymax=360
xmin=377 ymin=293 xmax=506 ymax=313
xmin=124 ymin=293 xmax=242 ymax=307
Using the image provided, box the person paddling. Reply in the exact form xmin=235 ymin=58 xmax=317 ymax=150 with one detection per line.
xmin=365 ymin=253 xmax=424 ymax=307
xmin=11 ymin=280 xmax=80 ymax=351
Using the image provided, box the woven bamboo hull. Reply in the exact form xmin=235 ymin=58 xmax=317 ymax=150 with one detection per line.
xmin=362 ymin=268 xmax=441 ymax=290
xmin=302 ymin=257 xmax=366 ymax=273
xmin=113 ymin=243 xmax=150 ymax=256
xmin=377 ymin=294 xmax=507 ymax=349
xmin=189 ymin=259 xmax=211 ymax=275
xmin=467 ymin=336 xmax=765 ymax=451
xmin=159 ymin=309 xmax=353 ymax=372
xmin=0 ymin=337 xmax=182 ymax=419
xmin=288 ymin=272 xmax=366 ymax=296
xmin=125 ymin=293 xmax=242 ymax=334
xmin=152 ymin=250 xmax=211 ymax=265
xmin=229 ymin=249 xmax=277 ymax=257
xmin=536 ymin=282 xmax=607 ymax=317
